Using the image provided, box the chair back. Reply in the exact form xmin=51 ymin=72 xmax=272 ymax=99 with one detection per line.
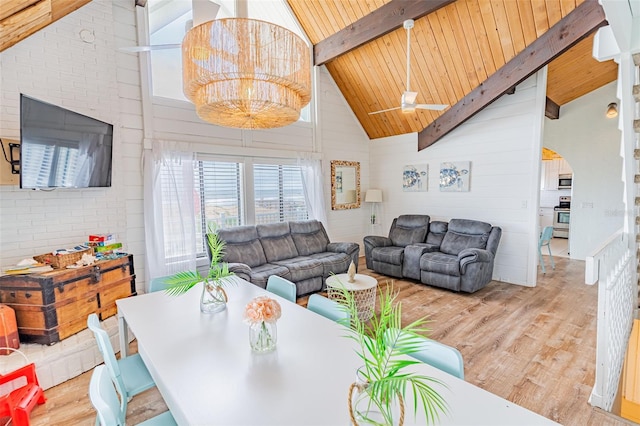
xmin=87 ymin=314 xmax=127 ymax=411
xmin=307 ymin=294 xmax=349 ymax=322
xmin=148 ymin=276 xmax=172 ymax=293
xmin=409 ymin=337 xmax=464 ymax=379
xmin=266 ymin=275 xmax=297 ymax=302
xmin=387 ymin=328 xmax=464 ymax=379
xmin=89 ymin=365 xmax=125 ymax=426
xmin=539 ymin=226 xmax=554 ymax=247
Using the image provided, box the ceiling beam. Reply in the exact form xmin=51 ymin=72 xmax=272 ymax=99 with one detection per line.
xmin=417 ymin=0 xmax=607 ymax=151
xmin=545 ymin=97 xmax=560 ymax=120
xmin=313 ymin=0 xmax=455 ymax=66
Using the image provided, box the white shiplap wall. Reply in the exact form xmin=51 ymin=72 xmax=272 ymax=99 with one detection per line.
xmin=0 ymin=0 xmax=147 ymax=289
xmin=369 ymin=73 xmax=547 ymax=286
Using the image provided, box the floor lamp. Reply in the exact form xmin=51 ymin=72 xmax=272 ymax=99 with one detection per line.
xmin=365 ymin=189 xmax=383 ymax=231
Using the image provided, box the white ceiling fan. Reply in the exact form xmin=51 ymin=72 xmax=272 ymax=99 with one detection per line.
xmin=120 ymin=0 xmax=220 ymax=53
xmin=369 ymin=19 xmax=448 ymax=115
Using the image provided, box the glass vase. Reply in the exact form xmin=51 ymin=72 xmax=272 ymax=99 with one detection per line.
xmin=200 ymin=281 xmax=227 ymax=314
xmin=349 ymin=367 xmax=404 ymax=426
xmin=249 ymin=321 xmax=277 ymax=352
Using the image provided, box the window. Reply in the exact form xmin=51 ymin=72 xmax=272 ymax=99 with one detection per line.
xmin=186 ymin=158 xmax=308 ymax=257
xmin=254 ymin=164 xmax=308 ymax=224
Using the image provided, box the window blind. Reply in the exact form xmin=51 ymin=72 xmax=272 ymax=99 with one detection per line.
xmin=253 ymin=163 xmax=308 ymax=224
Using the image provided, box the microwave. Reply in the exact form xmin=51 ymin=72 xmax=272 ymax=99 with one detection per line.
xmin=558 ymin=174 xmax=572 ymax=189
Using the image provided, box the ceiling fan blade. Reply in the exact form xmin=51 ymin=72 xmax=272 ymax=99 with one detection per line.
xmin=368 ymin=106 xmax=402 ymax=115
xmin=119 ymin=44 xmax=182 ymax=53
xmin=415 ymin=104 xmax=449 ymax=111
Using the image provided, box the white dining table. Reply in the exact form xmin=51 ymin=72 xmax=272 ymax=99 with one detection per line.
xmin=116 ymin=277 xmax=559 ymax=426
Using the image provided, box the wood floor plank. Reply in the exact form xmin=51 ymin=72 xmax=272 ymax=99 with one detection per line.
xmin=30 ymin=256 xmax=633 ymax=425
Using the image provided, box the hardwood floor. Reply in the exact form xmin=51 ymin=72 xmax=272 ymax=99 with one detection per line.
xmin=30 ymin=257 xmax=634 ymax=425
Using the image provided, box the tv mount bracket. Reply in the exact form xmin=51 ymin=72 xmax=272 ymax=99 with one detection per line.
xmin=0 ymin=139 xmax=20 ymax=174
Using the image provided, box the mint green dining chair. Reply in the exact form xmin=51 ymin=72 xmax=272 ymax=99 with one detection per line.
xmin=87 ymin=314 xmax=156 ymax=418
xmin=386 ymin=328 xmax=464 ymax=379
xmin=538 ymin=226 xmax=555 ymax=273
xmin=90 ymin=365 xmax=176 ymax=426
xmin=266 ymin=275 xmax=297 ymax=303
xmin=148 ymin=275 xmax=172 ymax=293
xmin=307 ymin=294 xmax=350 ymax=322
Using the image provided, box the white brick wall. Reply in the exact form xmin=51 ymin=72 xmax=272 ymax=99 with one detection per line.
xmin=0 ymin=0 xmax=144 ymax=388
xmin=0 ymin=0 xmax=145 ymax=284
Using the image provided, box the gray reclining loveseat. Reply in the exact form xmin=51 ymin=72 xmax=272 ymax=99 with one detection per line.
xmin=217 ymin=220 xmax=359 ymax=296
xmin=364 ymin=215 xmax=501 ymax=293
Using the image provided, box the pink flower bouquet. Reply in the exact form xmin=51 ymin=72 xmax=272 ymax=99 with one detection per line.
xmin=244 ymin=296 xmax=282 ymax=325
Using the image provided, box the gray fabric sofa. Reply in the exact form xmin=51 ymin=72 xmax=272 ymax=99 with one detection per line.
xmin=216 ymin=220 xmax=359 ymax=296
xmin=364 ymin=216 xmax=501 ymax=293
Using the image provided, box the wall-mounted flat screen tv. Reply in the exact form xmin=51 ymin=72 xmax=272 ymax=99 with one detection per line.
xmin=20 ymin=94 xmax=113 ymax=189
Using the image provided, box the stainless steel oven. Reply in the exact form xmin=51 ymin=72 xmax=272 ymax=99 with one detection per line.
xmin=553 ymin=196 xmax=570 ymax=238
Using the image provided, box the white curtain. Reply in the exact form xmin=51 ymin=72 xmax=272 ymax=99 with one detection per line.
xmin=298 ymin=154 xmax=327 ymax=226
xmin=144 ymin=141 xmax=197 ymax=288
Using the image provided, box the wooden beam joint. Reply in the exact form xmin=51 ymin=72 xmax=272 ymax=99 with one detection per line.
xmin=417 ymin=0 xmax=607 ymax=150
xmin=313 ymin=0 xmax=455 ymax=66
xmin=545 ymin=97 xmax=560 ymax=119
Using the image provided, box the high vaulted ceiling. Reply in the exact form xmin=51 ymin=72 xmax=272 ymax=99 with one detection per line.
xmin=1 ymin=0 xmax=618 ymax=150
xmin=288 ymin=0 xmax=618 ymax=146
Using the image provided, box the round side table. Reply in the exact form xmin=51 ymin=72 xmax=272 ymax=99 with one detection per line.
xmin=325 ymin=273 xmax=378 ymax=321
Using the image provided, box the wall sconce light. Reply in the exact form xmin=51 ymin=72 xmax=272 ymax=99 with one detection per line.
xmin=365 ymin=189 xmax=383 ymax=225
xmin=606 ymin=102 xmax=618 ymax=118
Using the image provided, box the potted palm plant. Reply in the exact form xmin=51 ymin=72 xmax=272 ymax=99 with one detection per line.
xmin=336 ymin=282 xmax=448 ymax=425
xmin=164 ymin=225 xmax=235 ymax=314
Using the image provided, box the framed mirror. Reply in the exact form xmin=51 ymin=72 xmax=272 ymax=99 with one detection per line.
xmin=331 ymin=160 xmax=360 ymax=210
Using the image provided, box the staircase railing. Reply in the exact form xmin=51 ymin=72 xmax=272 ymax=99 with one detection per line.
xmin=585 ymin=229 xmax=635 ymax=410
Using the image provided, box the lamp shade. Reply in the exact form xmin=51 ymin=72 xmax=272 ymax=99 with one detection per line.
xmin=606 ymin=102 xmax=618 ymax=118
xmin=365 ymin=189 xmax=383 ymax=203
xmin=182 ymin=18 xmax=311 ymax=129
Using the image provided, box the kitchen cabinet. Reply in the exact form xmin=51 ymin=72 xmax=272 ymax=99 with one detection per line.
xmin=541 ymin=159 xmax=573 ymax=190
xmin=539 ymin=207 xmax=554 ymax=229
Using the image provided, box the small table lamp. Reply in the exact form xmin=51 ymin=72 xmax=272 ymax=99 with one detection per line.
xmin=365 ymin=189 xmax=383 ymax=225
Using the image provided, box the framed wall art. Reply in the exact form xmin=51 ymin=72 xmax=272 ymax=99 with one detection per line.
xmin=439 ymin=161 xmax=470 ymax=192
xmin=402 ymin=164 xmax=428 ymax=192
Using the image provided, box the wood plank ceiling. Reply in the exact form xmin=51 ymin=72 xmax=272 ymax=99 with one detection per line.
xmin=0 ymin=0 xmax=618 ymax=147
xmin=287 ymin=0 xmax=618 ymax=142
xmin=0 ymin=0 xmax=92 ymax=52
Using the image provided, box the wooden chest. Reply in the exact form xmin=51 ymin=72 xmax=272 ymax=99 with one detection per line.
xmin=0 ymin=255 xmax=136 ymax=345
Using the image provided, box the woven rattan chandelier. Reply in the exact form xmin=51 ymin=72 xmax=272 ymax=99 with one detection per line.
xmin=182 ymin=18 xmax=311 ymax=129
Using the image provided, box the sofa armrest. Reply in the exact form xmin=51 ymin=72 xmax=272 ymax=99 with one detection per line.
xmin=363 ymin=235 xmax=392 ymax=248
xmin=226 ymin=262 xmax=252 ymax=282
xmin=458 ymin=248 xmax=492 ymax=274
xmin=327 ymin=242 xmax=360 ymax=271
xmin=410 ymin=242 xmax=441 ymax=253
xmin=363 ymin=236 xmax=392 ymax=270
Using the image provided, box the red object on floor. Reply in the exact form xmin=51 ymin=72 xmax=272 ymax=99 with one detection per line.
xmin=0 ymin=363 xmax=46 ymax=426
xmin=0 ymin=305 xmax=19 ymax=355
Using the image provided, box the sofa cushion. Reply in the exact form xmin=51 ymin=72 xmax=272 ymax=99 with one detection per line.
xmin=420 ymin=252 xmax=460 ymax=276
xmin=389 ymin=227 xmax=427 ymax=247
xmin=217 ymin=226 xmax=267 ymax=268
xmin=371 ymin=246 xmax=405 ymax=265
xmin=273 ymin=256 xmax=323 ymax=282
xmin=289 ymin=220 xmax=329 ymax=255
xmin=248 ymin=264 xmax=291 ymax=289
xmin=307 ymin=252 xmax=351 ymax=278
xmin=426 ymin=221 xmax=448 ymax=246
xmin=439 ymin=219 xmax=491 ymax=256
xmin=257 ymin=223 xmax=299 ymax=262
